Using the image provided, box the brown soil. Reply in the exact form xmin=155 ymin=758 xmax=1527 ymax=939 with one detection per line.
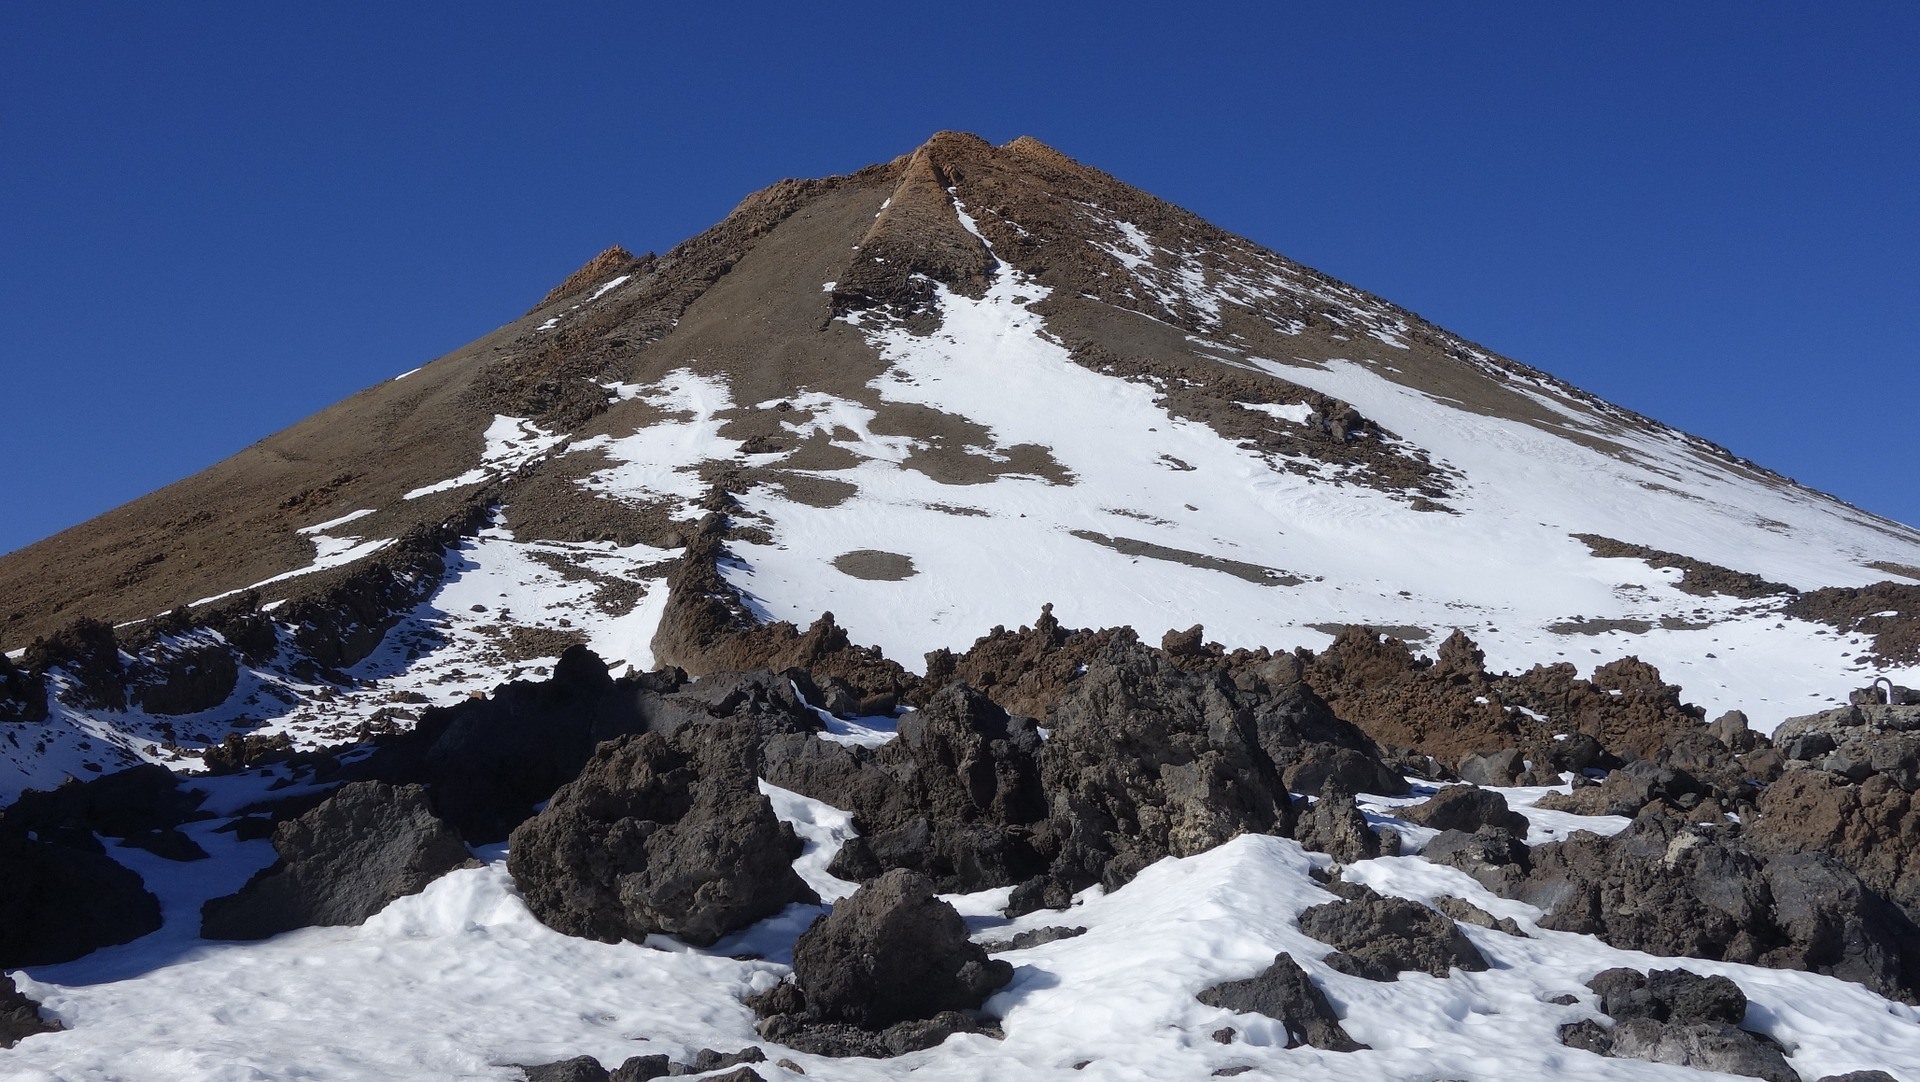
xmin=1069 ymin=530 xmax=1304 ymax=586
xmin=832 ymin=551 xmax=916 ymax=581
xmin=1570 ymin=534 xmax=1795 ymax=599
xmin=1786 ymin=581 xmax=1920 ymax=666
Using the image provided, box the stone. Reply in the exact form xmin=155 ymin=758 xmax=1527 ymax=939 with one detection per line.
xmin=507 ymin=722 xmax=815 ymax=947
xmin=201 ymin=781 xmax=472 ymax=940
xmin=0 ymin=833 xmax=162 ymax=967
xmin=1455 ymin=749 xmax=1525 ymax=787
xmin=1296 ymin=884 xmax=1488 ymax=981
xmin=1401 ymin=785 xmax=1529 ymax=835
xmin=1 ymin=973 xmax=61 ymax=1048
xmin=1195 ymin=952 xmax=1366 ymax=1051
xmin=784 ymin=869 xmax=1011 ymax=1030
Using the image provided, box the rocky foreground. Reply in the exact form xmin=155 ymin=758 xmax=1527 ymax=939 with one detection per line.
xmin=4 ymin=612 xmax=1919 ymax=1080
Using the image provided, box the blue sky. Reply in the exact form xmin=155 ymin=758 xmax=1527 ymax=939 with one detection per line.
xmin=2 ymin=3 xmax=1916 ymax=555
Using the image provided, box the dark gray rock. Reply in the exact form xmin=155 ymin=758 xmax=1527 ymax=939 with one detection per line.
xmin=0 ymin=833 xmax=162 ymax=967
xmin=1608 ymin=1018 xmax=1796 ymax=1082
xmin=982 ymin=925 xmax=1087 ymax=953
xmin=1296 ymin=885 xmax=1487 ymax=980
xmin=772 ymin=683 xmax=1048 ymax=894
xmin=1520 ymin=814 xmax=1920 ymax=1002
xmin=1 ymin=973 xmax=61 ymax=1048
xmin=1814 ymin=1073 xmax=1901 ymax=1082
xmin=1456 ymin=749 xmax=1524 ymax=787
xmin=608 ymin=1055 xmax=671 ymax=1082
xmin=1402 ymin=785 xmax=1528 ymax=835
xmin=201 ymin=781 xmax=472 ymax=940
xmin=1195 ymin=952 xmax=1366 ymax=1051
xmin=1422 ymin=827 xmax=1530 ymax=894
xmin=1430 ymin=895 xmax=1526 ymax=937
xmin=520 ymin=1056 xmax=609 ymax=1082
xmin=1040 ymin=635 xmax=1298 ymax=892
xmin=1292 ymin=784 xmax=1396 ymax=863
xmin=507 ymin=721 xmax=814 ymax=947
xmin=783 ymin=869 xmax=1011 ymax=1030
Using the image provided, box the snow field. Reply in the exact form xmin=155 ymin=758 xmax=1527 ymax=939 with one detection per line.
xmin=9 ymin=771 xmax=1917 ymax=1081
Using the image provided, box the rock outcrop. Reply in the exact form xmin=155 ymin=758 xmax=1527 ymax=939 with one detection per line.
xmin=1196 ymin=952 xmax=1365 ymax=1051
xmin=201 ymin=781 xmax=472 ymax=940
xmin=1559 ymin=967 xmax=1797 ymax=1082
xmin=507 ymin=721 xmax=814 ymax=947
xmin=751 ymin=869 xmax=1011 ymax=1056
xmin=1 ymin=973 xmax=61 ymax=1048
xmin=1521 ymin=814 xmax=1920 ymax=1003
xmin=1296 ymin=884 xmax=1488 ymax=981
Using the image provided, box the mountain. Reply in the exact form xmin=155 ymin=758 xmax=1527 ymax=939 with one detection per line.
xmin=4 ymin=133 xmax=1919 ymax=1081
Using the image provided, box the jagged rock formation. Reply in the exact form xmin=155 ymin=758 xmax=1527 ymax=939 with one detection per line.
xmin=1297 ymin=883 xmax=1488 ymax=981
xmin=1196 ymin=953 xmax=1365 ymax=1051
xmin=506 ymin=721 xmax=816 ymax=947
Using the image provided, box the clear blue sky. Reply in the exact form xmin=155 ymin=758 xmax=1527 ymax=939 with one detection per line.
xmin=3 ymin=3 xmax=1916 ymax=556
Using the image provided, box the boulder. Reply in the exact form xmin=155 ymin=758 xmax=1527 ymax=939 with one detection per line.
xmin=1292 ymin=784 xmax=1396 ymax=863
xmin=783 ymin=869 xmax=1011 ymax=1030
xmin=0 ymin=834 xmax=161 ymax=967
xmin=1 ymin=973 xmax=61 ymax=1048
xmin=520 ymin=1057 xmax=609 ymax=1082
xmin=1565 ymin=966 xmax=1796 ymax=1082
xmin=1195 ymin=952 xmax=1366 ymax=1051
xmin=1401 ymin=785 xmax=1529 ymax=835
xmin=1296 ymin=884 xmax=1487 ymax=980
xmin=1040 ymin=636 xmax=1298 ymax=892
xmin=1422 ymin=827 xmax=1531 ymax=894
xmin=201 ymin=781 xmax=472 ymax=940
xmin=1455 ymin=749 xmax=1524 ymax=787
xmin=507 ymin=722 xmax=814 ymax=947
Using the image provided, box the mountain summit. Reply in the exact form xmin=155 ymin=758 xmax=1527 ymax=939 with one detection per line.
xmin=5 ymin=131 xmax=1920 ymax=1081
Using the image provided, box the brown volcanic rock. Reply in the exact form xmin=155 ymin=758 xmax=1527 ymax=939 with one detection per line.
xmin=1747 ymin=768 xmax=1919 ymax=928
xmin=1302 ymin=627 xmax=1544 ymax=767
xmin=1788 ymin=581 xmax=1920 ymax=666
xmin=832 ymin=138 xmax=996 ymax=315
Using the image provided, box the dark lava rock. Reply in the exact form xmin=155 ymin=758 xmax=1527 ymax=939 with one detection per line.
xmin=1422 ymin=827 xmax=1531 ymax=895
xmin=1586 ymin=966 xmax=1747 ymax=1024
xmin=1040 ymin=635 xmax=1299 ymax=892
xmin=607 ymin=1055 xmax=670 ymax=1082
xmin=982 ymin=925 xmax=1087 ymax=953
xmin=1814 ymin=1074 xmax=1902 ymax=1082
xmin=410 ymin=645 xmax=655 ymax=841
xmin=1607 ymin=1018 xmax=1796 ymax=1082
xmin=507 ymin=721 xmax=813 ymax=947
xmin=0 ymin=764 xmax=207 ymax=851
xmin=1296 ymin=884 xmax=1487 ymax=981
xmin=1195 ymin=952 xmax=1366 ymax=1051
xmin=1520 ymin=814 xmax=1920 ymax=1003
xmin=521 ymin=1056 xmax=610 ymax=1082
xmin=1402 ymin=785 xmax=1529 ymax=835
xmin=770 ymin=682 xmax=1048 ymax=893
xmin=0 ymin=834 xmax=162 ymax=967
xmin=784 ymin=869 xmax=1011 ymax=1030
xmin=1456 ymin=749 xmax=1525 ymax=787
xmin=1535 ymin=759 xmax=1696 ymax=818
xmin=1430 ymin=895 xmax=1526 ymax=937
xmin=1 ymin=973 xmax=61 ymax=1048
xmin=1292 ymin=784 xmax=1397 ymax=863
xmin=128 ymin=633 xmax=240 ymax=716
xmin=1563 ymin=966 xmax=1797 ymax=1081
xmin=201 ymin=780 xmax=472 ymax=940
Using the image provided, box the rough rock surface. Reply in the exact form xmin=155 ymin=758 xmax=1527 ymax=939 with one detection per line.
xmin=1195 ymin=952 xmax=1365 ymax=1051
xmin=1401 ymin=785 xmax=1529 ymax=835
xmin=201 ymin=781 xmax=472 ymax=940
xmin=1039 ymin=634 xmax=1301 ymax=893
xmin=507 ymin=722 xmax=813 ymax=947
xmin=1560 ymin=967 xmax=1797 ymax=1082
xmin=1 ymin=973 xmax=61 ymax=1048
xmin=1296 ymin=884 xmax=1488 ymax=980
xmin=1423 ymin=827 xmax=1532 ymax=895
xmin=769 ymin=682 xmax=1048 ymax=893
xmin=1521 ymin=814 xmax=1920 ymax=1002
xmin=784 ymin=870 xmax=1011 ymax=1030
xmin=1292 ymin=784 xmax=1397 ymax=863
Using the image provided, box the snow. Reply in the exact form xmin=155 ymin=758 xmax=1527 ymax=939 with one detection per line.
xmin=586 ymin=274 xmax=631 ymax=303
xmin=1238 ymin=400 xmax=1317 ymax=425
xmin=10 ymin=806 xmax=1918 ymax=1081
xmin=296 ymin=508 xmax=376 ymax=535
xmin=405 ymin=416 xmax=566 ymax=500
xmin=189 ymin=536 xmax=395 ymax=608
xmin=572 ymin=369 xmax=766 ymax=518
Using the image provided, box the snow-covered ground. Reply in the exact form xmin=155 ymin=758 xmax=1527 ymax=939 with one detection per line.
xmin=7 ymin=772 xmax=1917 ymax=1081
